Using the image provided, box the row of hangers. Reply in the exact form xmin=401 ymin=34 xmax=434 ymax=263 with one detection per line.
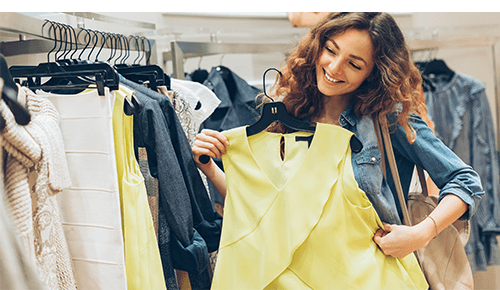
xmin=8 ymin=19 xmax=171 ymax=116
xmin=413 ymin=48 xmax=455 ymax=92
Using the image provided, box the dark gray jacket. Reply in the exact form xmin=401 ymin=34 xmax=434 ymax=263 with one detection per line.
xmin=121 ymin=77 xmax=222 ymax=275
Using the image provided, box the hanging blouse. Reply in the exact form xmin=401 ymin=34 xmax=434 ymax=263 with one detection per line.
xmin=213 ymin=123 xmax=427 ymax=289
xmin=113 ymin=86 xmax=166 ymax=290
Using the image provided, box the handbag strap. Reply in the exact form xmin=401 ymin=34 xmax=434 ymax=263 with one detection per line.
xmin=372 ymin=115 xmax=428 ymax=227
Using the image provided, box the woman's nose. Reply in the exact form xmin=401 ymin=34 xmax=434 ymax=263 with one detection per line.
xmin=328 ymin=58 xmax=343 ymax=75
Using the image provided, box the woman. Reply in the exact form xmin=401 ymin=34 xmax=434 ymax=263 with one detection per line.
xmin=193 ymin=12 xmax=483 ymax=289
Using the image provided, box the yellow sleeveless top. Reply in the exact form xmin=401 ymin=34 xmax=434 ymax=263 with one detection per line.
xmin=113 ymin=87 xmax=166 ymax=290
xmin=213 ymin=123 xmax=428 ymax=290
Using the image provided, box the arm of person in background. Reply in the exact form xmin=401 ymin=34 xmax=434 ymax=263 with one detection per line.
xmin=192 ymin=129 xmax=229 ymax=200
xmin=287 ymin=12 xmax=330 ymax=27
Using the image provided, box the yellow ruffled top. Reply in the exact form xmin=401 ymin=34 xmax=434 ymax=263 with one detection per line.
xmin=213 ymin=123 xmax=427 ymax=290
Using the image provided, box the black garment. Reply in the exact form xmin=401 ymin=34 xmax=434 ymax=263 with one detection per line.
xmin=201 ymin=66 xmax=262 ymax=132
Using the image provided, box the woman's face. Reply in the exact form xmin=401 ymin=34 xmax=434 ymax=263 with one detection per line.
xmin=316 ymin=28 xmax=375 ymax=98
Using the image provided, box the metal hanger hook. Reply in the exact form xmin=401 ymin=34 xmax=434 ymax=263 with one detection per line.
xmin=262 ymin=67 xmax=282 ymax=102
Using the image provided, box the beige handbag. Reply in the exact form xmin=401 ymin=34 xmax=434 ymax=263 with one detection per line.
xmin=373 ymin=115 xmax=474 ymax=290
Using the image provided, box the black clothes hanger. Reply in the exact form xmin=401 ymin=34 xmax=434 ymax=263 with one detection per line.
xmin=0 ymin=53 xmax=31 ymax=126
xmin=115 ymin=36 xmax=171 ymax=91
xmin=216 ymin=65 xmax=237 ymax=100
xmin=245 ymin=68 xmax=317 ymax=136
xmin=10 ymin=61 xmax=120 ymax=97
xmin=415 ymin=58 xmax=455 ymax=82
xmin=9 ymin=21 xmax=120 ymax=97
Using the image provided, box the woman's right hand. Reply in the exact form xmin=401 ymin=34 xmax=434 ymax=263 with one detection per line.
xmin=192 ymin=129 xmax=230 ymax=167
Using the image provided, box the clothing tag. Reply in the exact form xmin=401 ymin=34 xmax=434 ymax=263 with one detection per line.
xmin=295 ymin=135 xmax=314 ymax=148
xmin=295 ymin=134 xmax=363 ymax=152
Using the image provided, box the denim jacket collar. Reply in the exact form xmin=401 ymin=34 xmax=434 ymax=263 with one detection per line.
xmin=340 ymin=103 xmax=356 ymax=128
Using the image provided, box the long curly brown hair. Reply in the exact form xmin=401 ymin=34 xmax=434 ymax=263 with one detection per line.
xmin=266 ymin=12 xmax=427 ymax=144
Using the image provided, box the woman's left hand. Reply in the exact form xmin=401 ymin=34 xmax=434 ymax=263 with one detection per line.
xmin=373 ymin=222 xmax=433 ymax=259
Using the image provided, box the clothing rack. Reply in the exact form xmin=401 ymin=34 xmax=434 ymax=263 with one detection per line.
xmin=0 ymin=12 xmax=157 ymax=63
xmin=165 ymin=40 xmax=293 ymax=79
xmin=408 ymin=35 xmax=500 ymax=147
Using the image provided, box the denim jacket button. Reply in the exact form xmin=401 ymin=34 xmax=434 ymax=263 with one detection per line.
xmin=371 ymin=157 xmax=376 ymax=162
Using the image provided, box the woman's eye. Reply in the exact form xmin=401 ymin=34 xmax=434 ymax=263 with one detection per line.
xmin=326 ymin=47 xmax=335 ymax=54
xmin=350 ymin=62 xmax=361 ymax=70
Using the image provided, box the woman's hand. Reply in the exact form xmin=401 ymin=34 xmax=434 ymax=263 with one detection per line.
xmin=373 ymin=219 xmax=435 ymax=259
xmin=192 ymin=129 xmax=229 ymax=166
xmin=192 ymin=129 xmax=229 ymax=200
xmin=373 ymin=195 xmax=468 ymax=259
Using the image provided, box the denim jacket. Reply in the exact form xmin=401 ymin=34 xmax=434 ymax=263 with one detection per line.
xmin=337 ymin=104 xmax=484 ymax=225
xmin=424 ymin=71 xmax=499 ymax=272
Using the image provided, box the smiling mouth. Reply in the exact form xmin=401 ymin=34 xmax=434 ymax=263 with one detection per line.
xmin=324 ymin=70 xmax=344 ymax=83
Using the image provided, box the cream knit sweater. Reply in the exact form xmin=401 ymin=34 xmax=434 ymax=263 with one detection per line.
xmin=3 ymin=85 xmax=78 ymax=290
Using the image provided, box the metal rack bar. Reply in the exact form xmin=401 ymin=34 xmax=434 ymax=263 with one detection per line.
xmin=0 ymin=12 xmax=49 ymax=39
xmin=166 ymin=40 xmax=293 ymax=79
xmin=0 ymin=12 xmax=157 ymax=63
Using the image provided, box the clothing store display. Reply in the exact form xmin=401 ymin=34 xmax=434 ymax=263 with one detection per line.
xmin=374 ymin=115 xmax=473 ymax=290
xmin=113 ymin=86 xmax=166 ymax=290
xmin=37 ymin=88 xmax=127 ymax=290
xmin=5 ymin=11 xmax=500 ymax=290
xmin=423 ymin=71 xmax=500 ymax=272
xmin=3 ymin=85 xmax=78 ymax=290
xmin=121 ymin=77 xmax=222 ymax=251
xmin=122 ymin=78 xmax=210 ymax=276
xmin=214 ymin=123 xmax=428 ymax=289
xmin=158 ymin=83 xmax=216 ymax=287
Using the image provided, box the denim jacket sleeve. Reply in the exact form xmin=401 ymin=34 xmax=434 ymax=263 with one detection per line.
xmin=388 ymin=113 xmax=485 ymax=220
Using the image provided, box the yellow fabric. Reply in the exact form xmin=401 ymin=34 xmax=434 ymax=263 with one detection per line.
xmin=213 ymin=123 xmax=428 ymax=290
xmin=112 ymin=87 xmax=166 ymax=290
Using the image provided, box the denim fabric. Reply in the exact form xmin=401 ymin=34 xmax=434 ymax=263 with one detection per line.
xmin=308 ymin=104 xmax=484 ymax=226
xmin=424 ymin=71 xmax=500 ymax=272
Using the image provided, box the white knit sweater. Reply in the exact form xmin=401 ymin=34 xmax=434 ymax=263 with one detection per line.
xmin=3 ymin=85 xmax=77 ymax=290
